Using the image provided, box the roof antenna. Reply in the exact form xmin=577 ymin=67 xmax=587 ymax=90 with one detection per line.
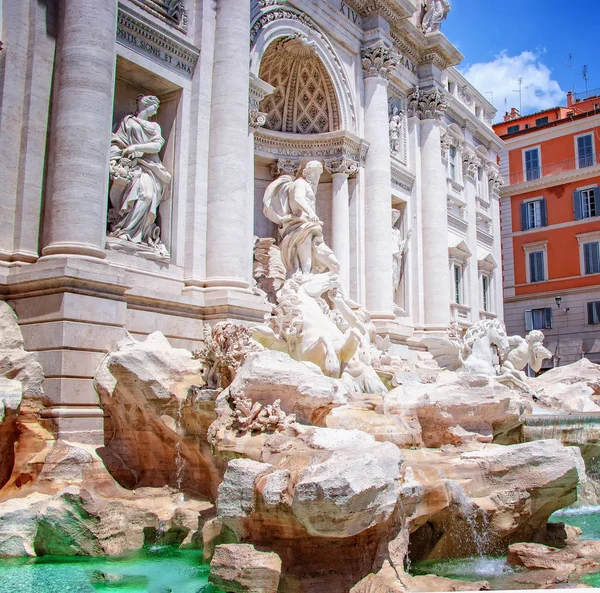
xmin=562 ymin=53 xmax=574 ymax=93
xmin=513 ymin=77 xmax=523 ymax=114
xmin=582 ymin=65 xmax=590 ymax=94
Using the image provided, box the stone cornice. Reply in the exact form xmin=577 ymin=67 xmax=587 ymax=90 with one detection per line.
xmin=254 ymin=128 xmax=370 ymax=165
xmin=391 ymin=159 xmax=415 ymax=192
xmin=344 ymin=0 xmax=414 ymax=24
xmin=446 ymin=101 xmax=504 ymax=154
xmin=500 ymin=163 xmax=600 ymax=197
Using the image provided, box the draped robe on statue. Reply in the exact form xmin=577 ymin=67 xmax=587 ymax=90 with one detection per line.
xmin=109 ymin=116 xmax=172 ymax=244
xmin=263 ymin=175 xmax=339 ymax=277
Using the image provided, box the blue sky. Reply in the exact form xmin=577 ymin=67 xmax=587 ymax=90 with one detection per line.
xmin=442 ymin=1 xmax=600 ymax=121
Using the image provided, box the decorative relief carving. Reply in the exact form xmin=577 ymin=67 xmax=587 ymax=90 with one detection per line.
xmin=324 ymin=157 xmax=359 ymax=178
xmin=249 ymin=109 xmax=269 ymax=130
xmin=440 ymin=130 xmax=452 ymax=157
xmin=361 ymin=43 xmax=398 ymax=80
xmin=259 ymin=36 xmax=339 ymax=134
xmin=270 ymin=159 xmax=302 ymax=178
xmin=488 ymin=170 xmax=504 ymax=193
xmin=129 ymin=0 xmax=188 ymax=32
xmin=458 ymin=85 xmax=472 ymax=106
xmin=462 ymin=151 xmax=481 ymax=178
xmin=407 ymin=87 xmax=449 ymax=120
xmin=249 ymin=74 xmax=274 ymax=131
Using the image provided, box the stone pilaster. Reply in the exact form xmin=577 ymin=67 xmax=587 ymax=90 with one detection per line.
xmin=409 ymin=86 xmax=451 ymax=330
xmin=42 ymin=0 xmax=118 ymax=259
xmin=205 ymin=0 xmax=253 ymax=290
xmin=361 ymin=43 xmax=397 ymax=321
xmin=325 ymin=158 xmax=358 ymax=295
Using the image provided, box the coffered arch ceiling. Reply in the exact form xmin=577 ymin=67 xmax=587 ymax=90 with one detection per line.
xmin=259 ymin=36 xmax=341 ymax=135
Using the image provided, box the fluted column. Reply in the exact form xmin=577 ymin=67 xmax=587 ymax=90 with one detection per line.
xmin=205 ymin=0 xmax=252 ymax=288
xmin=361 ymin=44 xmax=397 ymax=318
xmin=42 ymin=0 xmax=118 ymax=259
xmin=325 ymin=158 xmax=358 ymax=295
xmin=409 ymin=87 xmax=450 ymax=329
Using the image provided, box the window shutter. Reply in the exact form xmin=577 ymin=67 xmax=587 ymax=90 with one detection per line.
xmin=525 ymin=310 xmax=533 ymax=331
xmin=544 ymin=307 xmax=553 ymax=329
xmin=573 ymin=190 xmax=583 ymax=220
xmin=588 ymin=302 xmax=595 ymax=325
xmin=520 ymin=203 xmax=529 ymax=230
xmin=540 ymin=198 xmax=547 ymax=227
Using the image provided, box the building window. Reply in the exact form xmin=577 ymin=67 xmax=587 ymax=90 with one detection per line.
xmin=507 ymin=124 xmax=520 ymax=134
xmin=583 ymin=241 xmax=600 ymax=274
xmin=453 ymin=264 xmax=462 ymax=304
xmin=520 ymin=198 xmax=547 ymax=230
xmin=449 ymin=145 xmax=457 ymax=180
xmin=524 ymin=147 xmax=541 ymax=181
xmin=577 ymin=133 xmax=594 ymax=168
xmin=588 ymin=301 xmax=600 ymax=325
xmin=529 ymin=251 xmax=545 ymax=282
xmin=525 ymin=308 xmax=553 ymax=330
xmin=535 ymin=116 xmax=549 ymax=126
xmin=574 ymin=188 xmax=598 ymax=219
xmin=482 ymin=275 xmax=490 ymax=312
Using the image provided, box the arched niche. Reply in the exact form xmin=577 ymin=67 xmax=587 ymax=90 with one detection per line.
xmin=251 ymin=8 xmax=357 ymax=133
xmin=259 ymin=36 xmax=340 ymax=134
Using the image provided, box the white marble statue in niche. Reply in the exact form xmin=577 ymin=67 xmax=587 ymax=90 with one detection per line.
xmin=263 ymin=161 xmax=339 ymax=277
xmin=108 ymin=94 xmax=172 ymax=259
xmin=421 ymin=0 xmax=451 ymax=34
xmin=389 ymin=107 xmax=404 ymax=155
xmin=392 ymin=209 xmax=411 ymax=310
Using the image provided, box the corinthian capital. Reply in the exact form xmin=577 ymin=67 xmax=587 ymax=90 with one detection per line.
xmin=324 ymin=157 xmax=359 ymax=178
xmin=361 ymin=43 xmax=398 ymax=80
xmin=407 ymin=86 xmax=449 ymax=120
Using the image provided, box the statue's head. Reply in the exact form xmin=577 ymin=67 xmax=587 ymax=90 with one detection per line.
xmin=136 ymin=95 xmax=160 ymax=117
xmin=302 ymin=161 xmax=323 ymax=185
xmin=392 ymin=208 xmax=402 ymax=226
xmin=526 ymin=330 xmax=545 ymax=345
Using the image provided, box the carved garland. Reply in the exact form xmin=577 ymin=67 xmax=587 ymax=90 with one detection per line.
xmin=408 ymin=87 xmax=449 ymax=120
xmin=361 ymin=44 xmax=398 ymax=80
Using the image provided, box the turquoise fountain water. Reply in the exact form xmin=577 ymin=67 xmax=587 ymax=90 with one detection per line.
xmin=411 ymin=505 xmax=600 ymax=588
xmin=0 ymin=547 xmax=224 ymax=593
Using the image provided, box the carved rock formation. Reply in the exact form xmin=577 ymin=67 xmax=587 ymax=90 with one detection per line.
xmin=209 ymin=543 xmax=282 ymax=593
xmin=94 ymin=331 xmax=220 ymax=498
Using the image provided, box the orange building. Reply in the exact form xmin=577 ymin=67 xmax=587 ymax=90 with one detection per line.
xmin=494 ymin=90 xmax=600 ymax=367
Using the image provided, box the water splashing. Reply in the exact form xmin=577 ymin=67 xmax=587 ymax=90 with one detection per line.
xmin=174 ymin=396 xmax=185 ymax=501
xmin=446 ymin=481 xmax=490 ymax=557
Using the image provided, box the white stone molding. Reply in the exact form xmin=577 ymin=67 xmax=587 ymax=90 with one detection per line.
xmin=128 ymin=0 xmax=188 ymax=32
xmin=407 ymin=86 xmax=449 ymax=120
xmin=391 ymin=160 xmax=416 ymax=193
xmin=324 ymin=158 xmax=359 ymax=179
xmin=255 ymin=128 xmax=369 ymax=166
xmin=116 ymin=6 xmax=199 ymax=79
xmin=249 ymin=73 xmax=274 ymax=131
xmin=270 ymin=159 xmax=302 ymax=178
xmin=250 ymin=6 xmax=357 ymax=131
xmin=361 ymin=43 xmax=398 ymax=80
xmin=346 ymin=0 xmax=414 ymax=24
xmin=488 ymin=170 xmax=504 ymax=194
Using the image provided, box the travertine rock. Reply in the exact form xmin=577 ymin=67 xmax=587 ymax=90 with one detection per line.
xmin=0 ymin=379 xmax=22 ymax=488
xmin=0 ymin=301 xmax=44 ymax=399
xmin=94 ymin=331 xmax=219 ymax=498
xmin=406 ymin=439 xmax=585 ymax=560
xmin=388 ymin=371 xmax=529 ymax=447
xmin=228 ymin=350 xmax=348 ymax=425
xmin=209 ymin=543 xmax=281 ymax=593
xmin=530 ymin=358 xmax=600 ymax=412
xmin=0 ymin=443 xmax=212 ymax=557
xmin=508 ymin=540 xmax=600 ymax=574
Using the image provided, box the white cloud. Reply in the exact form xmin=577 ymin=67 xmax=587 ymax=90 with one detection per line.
xmin=459 ymin=51 xmax=565 ymax=122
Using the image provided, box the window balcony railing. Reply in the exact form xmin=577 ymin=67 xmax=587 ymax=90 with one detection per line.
xmin=509 ymin=153 xmax=600 ymax=185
